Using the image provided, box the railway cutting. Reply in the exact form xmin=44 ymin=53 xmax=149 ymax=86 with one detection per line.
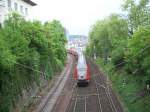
xmin=32 ymin=54 xmax=124 ymax=112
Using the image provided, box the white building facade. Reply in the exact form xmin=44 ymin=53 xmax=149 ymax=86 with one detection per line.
xmin=67 ymin=35 xmax=88 ymax=54
xmin=0 ymin=0 xmax=36 ymax=26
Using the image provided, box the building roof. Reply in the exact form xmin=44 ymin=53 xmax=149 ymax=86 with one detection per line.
xmin=23 ymin=0 xmax=37 ymax=6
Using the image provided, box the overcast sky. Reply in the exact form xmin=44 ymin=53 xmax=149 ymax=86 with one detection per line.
xmin=31 ymin=0 xmax=123 ymax=35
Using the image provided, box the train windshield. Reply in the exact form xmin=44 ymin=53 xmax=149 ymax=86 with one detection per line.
xmin=77 ymin=55 xmax=87 ymax=70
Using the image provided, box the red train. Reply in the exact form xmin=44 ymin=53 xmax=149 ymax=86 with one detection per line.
xmin=67 ymin=49 xmax=78 ymax=59
xmin=73 ymin=54 xmax=90 ymax=86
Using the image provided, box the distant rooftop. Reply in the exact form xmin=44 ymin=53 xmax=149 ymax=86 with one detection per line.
xmin=23 ymin=0 xmax=37 ymax=6
xmin=69 ymin=35 xmax=87 ymax=41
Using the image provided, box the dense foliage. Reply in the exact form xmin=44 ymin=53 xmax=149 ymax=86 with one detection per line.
xmin=86 ymin=0 xmax=150 ymax=83
xmin=87 ymin=14 xmax=128 ymax=65
xmin=122 ymin=0 xmax=150 ymax=34
xmin=86 ymin=0 xmax=150 ymax=111
xmin=125 ymin=26 xmax=150 ymax=80
xmin=0 ymin=13 xmax=67 ymax=112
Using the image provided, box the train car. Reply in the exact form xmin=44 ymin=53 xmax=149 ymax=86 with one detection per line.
xmin=67 ymin=49 xmax=78 ymax=60
xmin=74 ymin=54 xmax=90 ymax=86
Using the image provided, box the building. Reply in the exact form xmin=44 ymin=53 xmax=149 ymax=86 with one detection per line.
xmin=66 ymin=35 xmax=88 ymax=53
xmin=0 ymin=0 xmax=36 ymax=26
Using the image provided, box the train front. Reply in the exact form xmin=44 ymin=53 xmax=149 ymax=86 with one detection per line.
xmin=74 ymin=54 xmax=90 ymax=86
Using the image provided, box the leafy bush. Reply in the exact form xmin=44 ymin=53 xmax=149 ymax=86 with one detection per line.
xmin=86 ymin=14 xmax=128 ymax=65
xmin=86 ymin=1 xmax=150 ymax=112
xmin=111 ymin=47 xmax=125 ymax=66
xmin=0 ymin=13 xmax=67 ymax=112
xmin=125 ymin=26 xmax=150 ymax=78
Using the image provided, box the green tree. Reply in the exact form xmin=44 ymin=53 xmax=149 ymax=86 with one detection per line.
xmin=0 ymin=13 xmax=67 ymax=112
xmin=122 ymin=0 xmax=150 ymax=35
xmin=86 ymin=14 xmax=128 ymax=65
xmin=125 ymin=26 xmax=150 ymax=79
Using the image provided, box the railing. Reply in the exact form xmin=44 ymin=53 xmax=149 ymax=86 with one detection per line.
xmin=0 ymin=0 xmax=5 ymax=7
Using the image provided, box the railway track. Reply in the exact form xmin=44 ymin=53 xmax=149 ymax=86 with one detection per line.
xmin=37 ymin=56 xmax=123 ymax=112
xmin=52 ymin=55 xmax=76 ymax=112
xmin=34 ymin=54 xmax=74 ymax=112
xmin=66 ymin=69 xmax=103 ymax=112
xmin=66 ymin=79 xmax=105 ymax=112
xmin=90 ymin=59 xmax=123 ymax=112
xmin=65 ymin=59 xmax=123 ymax=112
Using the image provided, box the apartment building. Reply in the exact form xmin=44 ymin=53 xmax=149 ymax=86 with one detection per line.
xmin=0 ymin=0 xmax=36 ymax=26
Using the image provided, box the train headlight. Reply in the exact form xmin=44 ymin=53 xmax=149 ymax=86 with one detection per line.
xmin=81 ymin=76 xmax=84 ymax=79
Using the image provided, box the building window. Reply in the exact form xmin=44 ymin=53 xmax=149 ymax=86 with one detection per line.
xmin=0 ymin=0 xmax=5 ymax=7
xmin=25 ymin=8 xmax=28 ymax=15
xmin=20 ymin=5 xmax=23 ymax=14
xmin=7 ymin=0 xmax=11 ymax=8
xmin=0 ymin=15 xmax=1 ymax=27
xmin=14 ymin=2 xmax=18 ymax=11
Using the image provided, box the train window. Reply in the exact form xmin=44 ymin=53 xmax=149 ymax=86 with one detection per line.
xmin=77 ymin=55 xmax=87 ymax=69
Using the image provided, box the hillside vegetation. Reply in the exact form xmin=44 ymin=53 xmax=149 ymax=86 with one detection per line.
xmin=0 ymin=13 xmax=67 ymax=112
xmin=86 ymin=0 xmax=150 ymax=111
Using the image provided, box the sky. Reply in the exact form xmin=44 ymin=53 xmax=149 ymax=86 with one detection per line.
xmin=31 ymin=0 xmax=123 ymax=36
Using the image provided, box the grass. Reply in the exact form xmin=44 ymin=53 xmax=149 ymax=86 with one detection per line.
xmin=95 ymin=58 xmax=150 ymax=112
